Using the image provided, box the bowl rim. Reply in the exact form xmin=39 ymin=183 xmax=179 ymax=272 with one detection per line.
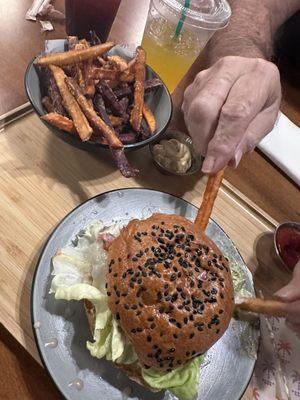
xmin=24 ymin=53 xmax=173 ymax=150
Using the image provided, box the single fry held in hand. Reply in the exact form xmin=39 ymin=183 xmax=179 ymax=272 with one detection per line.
xmin=195 ymin=168 xmax=226 ymax=231
xmin=36 ymin=33 xmax=163 ymax=177
xmin=235 ymin=297 xmax=288 ymax=317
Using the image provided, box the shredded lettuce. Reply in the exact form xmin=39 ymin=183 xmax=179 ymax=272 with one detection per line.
xmin=142 ymin=356 xmax=203 ymax=400
xmin=50 ymin=222 xmax=203 ymax=398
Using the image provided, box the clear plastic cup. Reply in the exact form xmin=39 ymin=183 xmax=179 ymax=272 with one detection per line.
xmin=141 ymin=0 xmax=231 ymax=92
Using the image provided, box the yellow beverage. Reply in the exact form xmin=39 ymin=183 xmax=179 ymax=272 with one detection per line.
xmin=141 ymin=17 xmax=203 ymax=93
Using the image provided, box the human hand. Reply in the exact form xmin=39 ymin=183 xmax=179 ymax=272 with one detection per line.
xmin=182 ymin=56 xmax=281 ymax=174
xmin=275 ymin=260 xmax=300 ymax=335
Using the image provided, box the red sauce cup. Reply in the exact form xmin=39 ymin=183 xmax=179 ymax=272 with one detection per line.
xmin=274 ymin=221 xmax=300 ymax=271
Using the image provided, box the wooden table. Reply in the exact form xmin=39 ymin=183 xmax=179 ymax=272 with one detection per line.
xmin=0 ymin=1 xmax=299 ymax=399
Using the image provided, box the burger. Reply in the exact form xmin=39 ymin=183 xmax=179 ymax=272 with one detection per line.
xmin=51 ymin=213 xmax=234 ymax=399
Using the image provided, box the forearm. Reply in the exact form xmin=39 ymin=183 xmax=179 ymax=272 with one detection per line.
xmin=207 ymin=0 xmax=300 ymax=64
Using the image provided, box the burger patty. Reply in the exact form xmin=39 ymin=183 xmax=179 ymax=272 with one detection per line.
xmin=107 ymin=213 xmax=234 ymax=371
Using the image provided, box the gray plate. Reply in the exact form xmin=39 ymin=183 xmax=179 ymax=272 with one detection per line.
xmin=31 ymin=188 xmax=259 ymax=400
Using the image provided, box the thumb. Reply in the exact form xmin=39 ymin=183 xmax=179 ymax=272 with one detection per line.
xmin=275 ymin=260 xmax=300 ymax=302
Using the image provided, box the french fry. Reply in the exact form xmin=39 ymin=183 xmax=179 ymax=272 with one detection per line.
xmin=48 ymin=76 xmax=66 ymax=115
xmin=92 ymin=68 xmax=119 ymax=81
xmin=42 ymin=96 xmax=54 ymax=113
xmin=66 ymin=77 xmax=123 ymax=149
xmin=195 ymin=168 xmax=226 ymax=231
xmin=119 ymin=133 xmax=136 ymax=144
xmin=142 ymin=103 xmax=156 ymax=134
xmin=50 ymin=65 xmax=93 ymax=141
xmin=107 ymin=55 xmax=128 ymax=72
xmin=130 ymin=46 xmax=146 ymax=131
xmin=67 ymin=36 xmax=79 ymax=50
xmin=97 ymin=81 xmax=127 ymax=118
xmin=35 ymin=42 xmax=114 ymax=67
xmin=41 ymin=112 xmax=76 ymax=134
xmin=235 ymin=298 xmax=287 ymax=317
xmin=108 ymin=115 xmax=124 ymax=127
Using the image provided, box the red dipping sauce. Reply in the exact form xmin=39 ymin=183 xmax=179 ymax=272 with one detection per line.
xmin=275 ymin=223 xmax=300 ymax=270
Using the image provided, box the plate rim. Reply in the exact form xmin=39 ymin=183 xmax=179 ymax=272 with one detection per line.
xmin=30 ymin=187 xmax=258 ymax=400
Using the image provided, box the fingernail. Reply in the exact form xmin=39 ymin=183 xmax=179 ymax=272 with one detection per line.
xmin=233 ymin=149 xmax=243 ymax=168
xmin=202 ymin=156 xmax=215 ymax=173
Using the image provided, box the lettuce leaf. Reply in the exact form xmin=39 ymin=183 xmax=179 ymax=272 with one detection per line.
xmin=142 ymin=356 xmax=203 ymax=400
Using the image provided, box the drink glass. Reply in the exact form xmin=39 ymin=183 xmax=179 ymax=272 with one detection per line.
xmin=141 ymin=0 xmax=231 ymax=92
xmin=65 ymin=0 xmax=121 ymax=42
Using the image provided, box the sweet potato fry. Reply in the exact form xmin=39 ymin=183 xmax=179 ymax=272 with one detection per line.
xmin=67 ymin=36 xmax=78 ymax=50
xmin=195 ymin=168 xmax=226 ymax=231
xmin=48 ymin=76 xmax=66 ymax=115
xmin=142 ymin=103 xmax=156 ymax=134
xmin=107 ymin=55 xmax=128 ymax=72
xmin=35 ymin=42 xmax=114 ymax=67
xmin=108 ymin=115 xmax=124 ymax=127
xmin=66 ymin=77 xmax=123 ymax=149
xmin=130 ymin=46 xmax=146 ymax=131
xmin=119 ymin=133 xmax=136 ymax=144
xmin=41 ymin=112 xmax=76 ymax=133
xmin=92 ymin=68 xmax=119 ymax=81
xmin=112 ymin=148 xmax=139 ymax=177
xmin=42 ymin=96 xmax=54 ymax=113
xmin=114 ymin=83 xmax=132 ymax=99
xmin=50 ymin=65 xmax=92 ymax=141
xmin=97 ymin=81 xmax=127 ymax=118
xmin=235 ymin=298 xmax=287 ymax=317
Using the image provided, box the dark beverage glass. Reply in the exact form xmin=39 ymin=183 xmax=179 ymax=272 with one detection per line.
xmin=65 ymin=0 xmax=121 ymax=41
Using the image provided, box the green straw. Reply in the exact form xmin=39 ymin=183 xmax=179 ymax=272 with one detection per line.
xmin=174 ymin=0 xmax=191 ymax=39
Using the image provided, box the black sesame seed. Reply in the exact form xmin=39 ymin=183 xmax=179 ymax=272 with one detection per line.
xmin=186 ymin=351 xmax=190 ymax=357
xmin=132 ymin=257 xmax=138 ymax=262
xmin=147 ymin=336 xmax=152 ymax=342
xmin=137 ymin=327 xmax=143 ymax=332
xmin=107 ymin=292 xmax=111 ymax=296
xmin=169 ymin=348 xmax=175 ymax=353
xmin=220 ymin=293 xmax=224 ymax=299
xmin=173 ymin=333 xmax=178 ymax=339
xmin=216 ymin=329 xmax=220 ymax=334
xmin=184 ymin=317 xmax=188 ymax=324
xmin=176 ymin=322 xmax=182 ymax=329
xmin=189 ymin=333 xmax=195 ymax=339
xmin=148 ymin=316 xmax=154 ymax=322
xmin=159 ymin=306 xmax=164 ymax=313
xmin=129 ymin=282 xmax=134 ymax=288
xmin=219 ymin=309 xmax=224 ymax=314
xmin=150 ymin=323 xmax=156 ymax=329
xmin=131 ymin=329 xmax=137 ymax=333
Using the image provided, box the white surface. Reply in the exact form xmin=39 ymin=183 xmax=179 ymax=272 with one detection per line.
xmin=258 ymin=112 xmax=300 ymax=186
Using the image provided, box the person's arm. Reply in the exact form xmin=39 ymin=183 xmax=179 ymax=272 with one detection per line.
xmin=182 ymin=0 xmax=300 ymax=174
xmin=208 ymin=0 xmax=300 ymax=63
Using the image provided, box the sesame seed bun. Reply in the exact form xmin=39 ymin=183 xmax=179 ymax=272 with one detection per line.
xmin=107 ymin=214 xmax=234 ymax=371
